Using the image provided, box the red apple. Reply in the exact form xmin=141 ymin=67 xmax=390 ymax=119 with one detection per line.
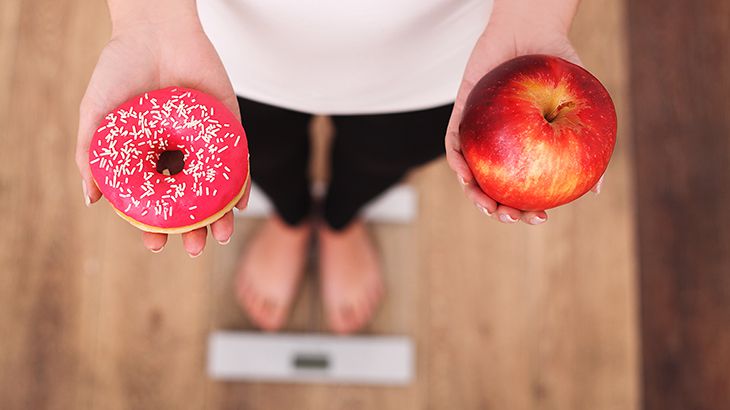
xmin=459 ymin=54 xmax=617 ymax=211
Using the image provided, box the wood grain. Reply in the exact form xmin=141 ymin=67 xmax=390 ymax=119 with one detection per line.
xmin=627 ymin=1 xmax=730 ymax=409
xmin=0 ymin=0 xmax=638 ymax=408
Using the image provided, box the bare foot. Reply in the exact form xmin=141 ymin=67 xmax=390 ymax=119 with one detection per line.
xmin=318 ymin=219 xmax=385 ymax=334
xmin=235 ymin=215 xmax=311 ymax=331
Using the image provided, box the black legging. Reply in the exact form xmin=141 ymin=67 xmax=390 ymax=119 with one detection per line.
xmin=237 ymin=96 xmax=453 ymax=230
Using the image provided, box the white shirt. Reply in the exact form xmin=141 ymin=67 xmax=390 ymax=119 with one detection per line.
xmin=198 ymin=0 xmax=493 ymax=114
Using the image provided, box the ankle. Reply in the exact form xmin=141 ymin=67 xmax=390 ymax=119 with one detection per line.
xmin=318 ymin=218 xmax=363 ymax=238
xmin=270 ymin=214 xmax=312 ymax=235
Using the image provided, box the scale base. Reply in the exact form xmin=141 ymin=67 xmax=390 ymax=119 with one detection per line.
xmin=207 ymin=331 xmax=414 ymax=386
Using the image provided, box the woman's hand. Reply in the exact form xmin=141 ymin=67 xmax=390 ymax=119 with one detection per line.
xmin=444 ymin=0 xmax=602 ymax=225
xmin=75 ymin=5 xmax=249 ymax=256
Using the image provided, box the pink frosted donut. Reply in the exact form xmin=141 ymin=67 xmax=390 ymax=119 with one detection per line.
xmin=89 ymin=87 xmax=249 ymax=234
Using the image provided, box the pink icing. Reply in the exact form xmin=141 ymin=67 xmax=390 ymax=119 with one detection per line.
xmin=89 ymin=87 xmax=249 ymax=229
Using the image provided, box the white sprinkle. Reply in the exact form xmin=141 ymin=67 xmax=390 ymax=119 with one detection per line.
xmin=189 ymin=215 xmax=195 ymax=220
xmin=90 ymin=158 xmax=100 ymax=165
xmin=218 ymin=146 xmax=228 ymax=154
xmin=234 ymin=135 xmax=240 ymax=147
xmin=188 ymin=205 xmax=197 ymax=210
xmin=223 ymin=173 xmax=229 ymax=180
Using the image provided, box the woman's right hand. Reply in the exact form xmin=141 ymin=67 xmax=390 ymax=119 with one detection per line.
xmin=75 ymin=9 xmax=249 ymax=256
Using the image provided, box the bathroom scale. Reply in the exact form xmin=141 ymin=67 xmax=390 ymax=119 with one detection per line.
xmin=224 ymin=183 xmax=416 ymax=385
xmin=207 ymin=331 xmax=414 ymax=385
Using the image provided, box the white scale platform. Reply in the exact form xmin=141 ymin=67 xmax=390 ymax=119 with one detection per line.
xmin=234 ymin=182 xmax=418 ymax=224
xmin=209 ymin=183 xmax=417 ymax=385
xmin=208 ymin=332 xmax=414 ymax=385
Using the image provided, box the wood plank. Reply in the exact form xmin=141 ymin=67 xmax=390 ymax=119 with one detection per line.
xmin=418 ymin=0 xmax=639 ymax=407
xmin=0 ymin=0 xmax=638 ymax=408
xmin=627 ymin=1 xmax=730 ymax=409
xmin=0 ymin=0 xmax=98 ymax=408
xmin=0 ymin=0 xmax=22 ymax=127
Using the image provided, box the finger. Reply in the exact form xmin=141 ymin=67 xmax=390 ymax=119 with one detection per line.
xmin=235 ymin=178 xmax=252 ymax=210
xmin=563 ymin=52 xmax=583 ymax=67
xmin=76 ymin=99 xmax=106 ymax=206
xmin=142 ymin=231 xmax=168 ymax=253
xmin=521 ymin=210 xmax=548 ymax=226
xmin=495 ymin=204 xmax=521 ymax=224
xmin=224 ymin=94 xmax=242 ymax=123
xmin=591 ymin=173 xmax=605 ymax=194
xmin=182 ymin=226 xmax=208 ymax=258
xmin=445 ymin=134 xmax=477 ymax=185
xmin=463 ymin=184 xmax=498 ymax=216
xmin=210 ymin=210 xmax=234 ymax=245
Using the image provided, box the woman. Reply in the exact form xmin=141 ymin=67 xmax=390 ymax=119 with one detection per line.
xmin=76 ymin=0 xmax=598 ymax=334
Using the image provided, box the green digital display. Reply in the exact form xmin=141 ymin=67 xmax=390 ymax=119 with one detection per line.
xmin=293 ymin=353 xmax=329 ymax=370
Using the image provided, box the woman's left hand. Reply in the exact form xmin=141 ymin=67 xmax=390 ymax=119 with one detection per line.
xmin=444 ymin=3 xmax=603 ymax=225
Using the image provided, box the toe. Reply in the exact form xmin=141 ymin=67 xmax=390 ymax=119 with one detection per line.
xmin=257 ymin=298 xmax=287 ymax=331
xmin=240 ymin=288 xmax=288 ymax=332
xmin=355 ymin=296 xmax=375 ymax=328
xmin=329 ymin=303 xmax=355 ymax=335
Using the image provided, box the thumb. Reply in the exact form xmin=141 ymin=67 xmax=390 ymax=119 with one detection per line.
xmin=591 ymin=173 xmax=605 ymax=194
xmin=235 ymin=173 xmax=252 ymax=210
xmin=219 ymin=83 xmax=241 ymax=123
xmin=75 ymin=98 xmax=105 ymax=206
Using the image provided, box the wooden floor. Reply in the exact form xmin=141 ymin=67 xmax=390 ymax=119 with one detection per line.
xmin=628 ymin=1 xmax=730 ymax=409
xmin=0 ymin=0 xmax=638 ymax=409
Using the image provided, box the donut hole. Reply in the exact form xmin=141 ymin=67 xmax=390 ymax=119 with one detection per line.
xmin=156 ymin=150 xmax=185 ymax=176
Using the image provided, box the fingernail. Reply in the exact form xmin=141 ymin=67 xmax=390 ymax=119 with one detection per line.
xmin=458 ymin=175 xmax=468 ymax=186
xmin=150 ymin=245 xmax=165 ymax=253
xmin=218 ymin=236 xmax=231 ymax=245
xmin=530 ymin=216 xmax=546 ymax=225
xmin=594 ymin=175 xmax=604 ymax=195
xmin=499 ymin=214 xmax=518 ymax=223
xmin=81 ymin=180 xmax=90 ymax=207
xmin=477 ymin=204 xmax=493 ymax=217
xmin=189 ymin=250 xmax=203 ymax=258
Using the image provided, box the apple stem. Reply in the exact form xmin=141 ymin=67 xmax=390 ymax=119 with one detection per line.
xmin=545 ymin=101 xmax=575 ymax=123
